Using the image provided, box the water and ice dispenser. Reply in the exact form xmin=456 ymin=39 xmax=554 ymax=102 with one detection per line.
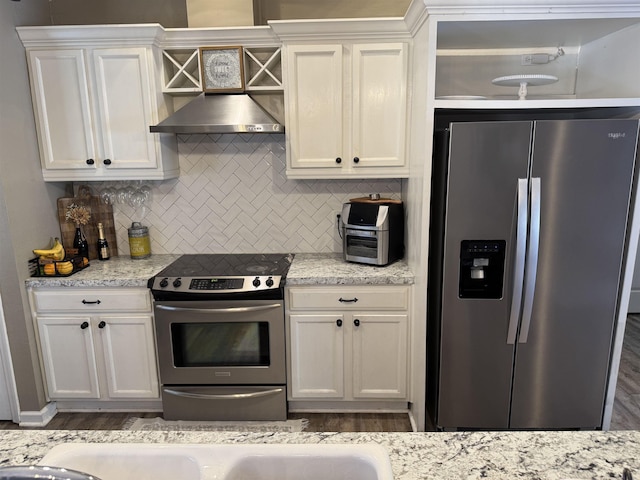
xmin=458 ymin=240 xmax=506 ymax=299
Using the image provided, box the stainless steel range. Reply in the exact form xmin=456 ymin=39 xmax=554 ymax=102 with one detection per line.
xmin=148 ymin=253 xmax=293 ymax=421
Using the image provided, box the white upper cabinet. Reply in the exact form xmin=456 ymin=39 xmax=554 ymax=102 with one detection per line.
xmin=284 ymin=42 xmax=409 ymax=179
xmin=18 ymin=26 xmax=179 ymax=182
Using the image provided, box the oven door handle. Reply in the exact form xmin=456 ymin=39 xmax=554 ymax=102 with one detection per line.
xmin=155 ymin=303 xmax=281 ymax=314
xmin=163 ymin=388 xmax=284 ymax=400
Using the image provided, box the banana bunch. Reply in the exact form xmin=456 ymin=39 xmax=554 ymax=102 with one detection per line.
xmin=33 ymin=238 xmax=65 ymax=261
xmin=55 ymin=261 xmax=73 ymax=275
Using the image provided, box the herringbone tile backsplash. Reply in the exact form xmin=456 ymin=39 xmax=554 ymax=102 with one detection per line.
xmin=93 ymin=134 xmax=402 ymax=255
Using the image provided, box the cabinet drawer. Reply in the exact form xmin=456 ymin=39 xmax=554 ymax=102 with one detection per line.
xmin=32 ymin=288 xmax=151 ymax=313
xmin=287 ymin=286 xmax=409 ymax=311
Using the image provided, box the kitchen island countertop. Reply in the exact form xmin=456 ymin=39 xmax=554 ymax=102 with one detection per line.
xmin=286 ymin=253 xmax=414 ymax=285
xmin=0 ymin=429 xmax=638 ymax=479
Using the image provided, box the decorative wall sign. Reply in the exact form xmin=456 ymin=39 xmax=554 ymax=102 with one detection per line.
xmin=199 ymin=46 xmax=245 ymax=92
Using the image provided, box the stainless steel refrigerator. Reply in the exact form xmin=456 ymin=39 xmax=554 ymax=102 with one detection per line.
xmin=427 ymin=115 xmax=640 ymax=430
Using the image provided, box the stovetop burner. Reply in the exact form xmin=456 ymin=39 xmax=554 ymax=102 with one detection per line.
xmin=148 ymin=253 xmax=294 ymax=301
xmin=157 ymin=253 xmax=294 ymax=277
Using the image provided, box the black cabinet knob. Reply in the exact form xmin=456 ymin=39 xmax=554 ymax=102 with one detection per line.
xmin=335 ymin=157 xmax=342 ymax=164
xmin=103 ymin=158 xmax=112 ymax=165
xmin=86 ymin=159 xmax=95 ymax=165
xmin=80 ymin=321 xmax=89 ymax=329
xmin=354 ymin=319 xmax=360 ymax=327
xmin=353 ymin=157 xmax=360 ymax=164
xmin=98 ymin=321 xmax=106 ymax=329
xmin=336 ymin=319 xmax=342 ymax=327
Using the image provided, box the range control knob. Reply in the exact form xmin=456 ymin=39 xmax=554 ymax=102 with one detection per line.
xmin=266 ymin=277 xmax=274 ymax=287
xmin=252 ymin=277 xmax=261 ymax=288
xmin=173 ymin=278 xmax=182 ymax=288
xmin=159 ymin=278 xmax=169 ymax=288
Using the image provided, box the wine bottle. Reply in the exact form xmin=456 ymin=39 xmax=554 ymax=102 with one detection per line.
xmin=73 ymin=226 xmax=89 ymax=260
xmin=97 ymin=222 xmax=110 ymax=261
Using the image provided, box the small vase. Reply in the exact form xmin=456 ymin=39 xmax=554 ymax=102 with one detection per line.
xmin=73 ymin=226 xmax=89 ymax=259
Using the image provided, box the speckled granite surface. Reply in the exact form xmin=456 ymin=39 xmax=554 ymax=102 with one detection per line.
xmin=24 ymin=255 xmax=181 ymax=288
xmin=0 ymin=430 xmax=638 ymax=479
xmin=286 ymin=253 xmax=414 ymax=285
xmin=24 ymin=253 xmax=413 ymax=288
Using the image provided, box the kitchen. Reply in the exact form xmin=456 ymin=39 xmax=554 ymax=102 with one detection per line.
xmin=2 ymin=0 xmax=640 ymax=476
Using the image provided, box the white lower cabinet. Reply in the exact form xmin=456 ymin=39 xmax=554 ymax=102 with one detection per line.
xmin=286 ymin=286 xmax=409 ymax=403
xmin=30 ymin=288 xmax=159 ymax=403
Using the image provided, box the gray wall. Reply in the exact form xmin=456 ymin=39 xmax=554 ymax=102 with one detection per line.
xmin=48 ymin=0 xmax=188 ymax=27
xmin=1 ymin=0 xmax=67 ymax=413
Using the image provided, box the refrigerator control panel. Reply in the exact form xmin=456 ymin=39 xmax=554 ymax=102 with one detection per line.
xmin=459 ymin=240 xmax=506 ymax=299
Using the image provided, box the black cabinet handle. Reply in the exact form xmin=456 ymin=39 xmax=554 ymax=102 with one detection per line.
xmin=103 ymin=158 xmax=112 ymax=165
xmin=353 ymin=157 xmax=360 ymax=164
xmin=82 ymin=299 xmax=101 ymax=305
xmin=339 ymin=297 xmax=358 ymax=303
xmin=336 ymin=319 xmax=342 ymax=327
xmin=354 ymin=319 xmax=360 ymax=327
xmin=86 ymin=159 xmax=94 ymax=165
xmin=335 ymin=157 xmax=342 ymax=164
xmin=98 ymin=321 xmax=106 ymax=329
xmin=80 ymin=321 xmax=89 ymax=329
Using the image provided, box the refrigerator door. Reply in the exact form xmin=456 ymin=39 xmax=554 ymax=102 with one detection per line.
xmin=437 ymin=121 xmax=532 ymax=429
xmin=510 ymin=119 xmax=639 ymax=429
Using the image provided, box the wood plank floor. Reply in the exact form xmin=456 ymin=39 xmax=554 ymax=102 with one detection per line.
xmin=0 ymin=411 xmax=412 ymax=432
xmin=2 ymin=315 xmax=639 ymax=432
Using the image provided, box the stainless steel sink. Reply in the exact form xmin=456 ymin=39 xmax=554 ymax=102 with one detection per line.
xmin=40 ymin=443 xmax=394 ymax=480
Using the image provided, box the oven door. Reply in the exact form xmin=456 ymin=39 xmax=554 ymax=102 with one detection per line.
xmin=154 ymin=300 xmax=285 ymax=385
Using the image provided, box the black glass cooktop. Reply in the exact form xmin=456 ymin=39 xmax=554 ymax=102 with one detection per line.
xmin=155 ymin=253 xmax=294 ymax=278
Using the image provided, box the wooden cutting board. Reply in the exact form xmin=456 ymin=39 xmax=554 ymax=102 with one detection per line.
xmin=57 ymin=196 xmax=118 ymax=260
xmin=349 ymin=196 xmax=402 ymax=204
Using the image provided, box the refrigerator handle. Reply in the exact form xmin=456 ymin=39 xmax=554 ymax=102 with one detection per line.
xmin=507 ymin=178 xmax=529 ymax=345
xmin=519 ymin=177 xmax=541 ymax=344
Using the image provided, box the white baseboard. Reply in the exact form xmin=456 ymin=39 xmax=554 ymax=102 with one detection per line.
xmin=19 ymin=401 xmax=57 ymax=427
xmin=628 ymin=290 xmax=640 ymax=313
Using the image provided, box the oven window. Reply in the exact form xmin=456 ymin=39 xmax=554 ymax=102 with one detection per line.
xmin=171 ymin=322 xmax=270 ymax=367
xmin=346 ymin=235 xmax=377 ymax=258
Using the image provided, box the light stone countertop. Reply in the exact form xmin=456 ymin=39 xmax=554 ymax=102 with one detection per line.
xmin=286 ymin=253 xmax=414 ymax=285
xmin=24 ymin=254 xmax=181 ymax=288
xmin=24 ymin=253 xmax=413 ymax=288
xmin=0 ymin=430 xmax=638 ymax=479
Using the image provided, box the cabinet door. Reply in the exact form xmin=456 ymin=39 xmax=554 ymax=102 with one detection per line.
xmin=289 ymin=314 xmax=344 ymax=398
xmin=36 ymin=316 xmax=100 ymax=399
xmin=352 ymin=314 xmax=408 ymax=399
xmin=285 ymin=45 xmax=344 ymax=170
xmin=92 ymin=48 xmax=158 ymax=170
xmin=27 ymin=49 xmax=96 ymax=171
xmin=351 ymin=43 xmax=408 ymax=168
xmin=97 ymin=315 xmax=159 ymax=398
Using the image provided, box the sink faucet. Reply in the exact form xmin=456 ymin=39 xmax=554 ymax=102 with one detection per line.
xmin=0 ymin=466 xmax=101 ymax=480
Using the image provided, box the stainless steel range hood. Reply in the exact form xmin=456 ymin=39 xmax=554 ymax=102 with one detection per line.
xmin=150 ymin=94 xmax=284 ymax=134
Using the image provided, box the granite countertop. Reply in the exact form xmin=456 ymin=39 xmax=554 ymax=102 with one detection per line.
xmin=24 ymin=254 xmax=181 ymax=288
xmin=286 ymin=253 xmax=414 ymax=285
xmin=1 ymin=430 xmax=639 ymax=479
xmin=24 ymin=253 xmax=413 ymax=288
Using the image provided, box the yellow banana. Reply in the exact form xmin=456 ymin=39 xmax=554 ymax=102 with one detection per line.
xmin=56 ymin=261 xmax=73 ymax=274
xmin=34 ymin=238 xmax=65 ymax=261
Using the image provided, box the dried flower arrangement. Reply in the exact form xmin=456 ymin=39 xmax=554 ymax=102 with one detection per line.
xmin=65 ymin=203 xmax=91 ymax=226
